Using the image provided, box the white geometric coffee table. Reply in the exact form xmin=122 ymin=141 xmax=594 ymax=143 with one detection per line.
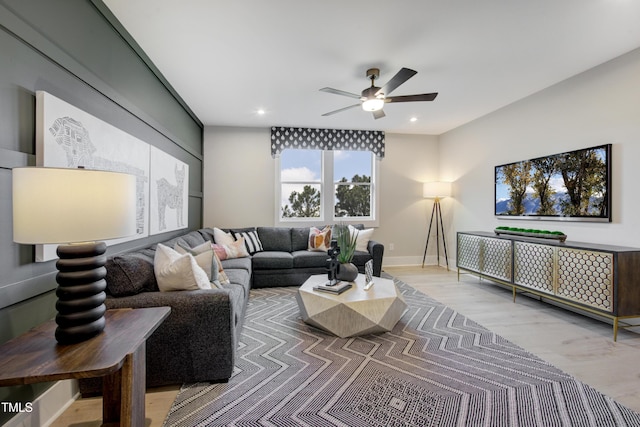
xmin=296 ymin=274 xmax=407 ymax=338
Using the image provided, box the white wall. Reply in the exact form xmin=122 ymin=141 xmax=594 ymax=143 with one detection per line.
xmin=440 ymin=47 xmax=640 ymax=258
xmin=376 ymin=133 xmax=440 ymax=265
xmin=203 ymin=126 xmax=274 ymax=227
xmin=202 ymin=126 xmax=440 ymax=265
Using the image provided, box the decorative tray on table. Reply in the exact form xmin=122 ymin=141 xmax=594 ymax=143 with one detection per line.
xmin=494 ymin=226 xmax=567 ymax=242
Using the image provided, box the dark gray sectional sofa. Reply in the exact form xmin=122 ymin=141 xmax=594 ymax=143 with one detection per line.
xmin=79 ymin=224 xmax=383 ymax=395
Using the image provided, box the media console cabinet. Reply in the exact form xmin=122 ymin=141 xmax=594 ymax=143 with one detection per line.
xmin=456 ymin=231 xmax=640 ymax=340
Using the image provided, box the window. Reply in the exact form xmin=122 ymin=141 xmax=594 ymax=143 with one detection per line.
xmin=334 ymin=150 xmax=372 ymax=218
xmin=277 ymin=149 xmax=378 ymax=226
xmin=280 ymin=149 xmax=322 ymax=219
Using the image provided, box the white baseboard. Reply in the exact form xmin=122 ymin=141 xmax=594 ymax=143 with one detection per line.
xmin=4 ymin=380 xmax=78 ymax=427
xmin=382 ymin=255 xmax=422 ymax=266
xmin=383 ymin=255 xmax=452 ymax=268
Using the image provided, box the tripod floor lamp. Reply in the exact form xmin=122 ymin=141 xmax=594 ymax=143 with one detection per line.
xmin=422 ymin=181 xmax=451 ymax=270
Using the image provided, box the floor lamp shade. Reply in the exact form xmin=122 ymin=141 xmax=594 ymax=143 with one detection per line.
xmin=423 ymin=181 xmax=451 ymax=199
xmin=12 ymin=167 xmax=137 ymax=344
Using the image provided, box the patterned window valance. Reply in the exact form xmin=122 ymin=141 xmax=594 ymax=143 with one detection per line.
xmin=270 ymin=126 xmax=385 ymax=159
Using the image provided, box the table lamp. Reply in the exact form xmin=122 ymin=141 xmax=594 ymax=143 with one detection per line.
xmin=422 ymin=181 xmax=451 ymax=270
xmin=12 ymin=167 xmax=137 ymax=344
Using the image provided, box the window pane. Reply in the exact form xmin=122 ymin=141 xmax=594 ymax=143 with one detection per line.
xmin=334 ymin=150 xmax=372 ymax=182
xmin=280 ymin=149 xmax=321 ymax=182
xmin=281 ymin=183 xmax=321 ymax=218
xmin=335 ymin=183 xmax=371 ymax=217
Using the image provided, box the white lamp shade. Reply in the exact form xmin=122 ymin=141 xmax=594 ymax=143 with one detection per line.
xmin=423 ymin=181 xmax=452 ymax=199
xmin=12 ymin=167 xmax=137 ymax=244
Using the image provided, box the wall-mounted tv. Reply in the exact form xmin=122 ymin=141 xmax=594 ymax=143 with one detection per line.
xmin=495 ymin=144 xmax=611 ymax=222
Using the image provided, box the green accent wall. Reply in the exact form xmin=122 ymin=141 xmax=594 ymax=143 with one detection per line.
xmin=0 ymin=1 xmax=203 ymax=422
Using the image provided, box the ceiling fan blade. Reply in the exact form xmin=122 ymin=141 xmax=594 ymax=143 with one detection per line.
xmin=320 ymin=87 xmax=362 ymax=99
xmin=372 ymin=109 xmax=385 ymax=120
xmin=376 ymin=68 xmax=417 ymax=96
xmin=322 ymin=104 xmax=361 ymax=116
xmin=385 ymin=93 xmax=438 ymax=103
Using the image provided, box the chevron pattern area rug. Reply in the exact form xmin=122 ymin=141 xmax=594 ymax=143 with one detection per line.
xmin=163 ymin=278 xmax=640 ymax=427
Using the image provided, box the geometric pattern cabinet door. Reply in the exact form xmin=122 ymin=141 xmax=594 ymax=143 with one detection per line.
xmin=457 ymin=233 xmax=482 ymax=274
xmin=514 ymin=242 xmax=555 ymax=295
xmin=556 ymin=248 xmax=614 ymax=312
xmin=480 ymin=237 xmax=512 ymax=282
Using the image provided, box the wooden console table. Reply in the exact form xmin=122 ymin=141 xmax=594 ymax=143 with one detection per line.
xmin=0 ymin=307 xmax=170 ymax=427
xmin=457 ymin=231 xmax=640 ymax=341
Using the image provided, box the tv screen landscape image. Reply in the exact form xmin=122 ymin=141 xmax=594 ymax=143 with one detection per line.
xmin=495 ymin=144 xmax=611 ymax=222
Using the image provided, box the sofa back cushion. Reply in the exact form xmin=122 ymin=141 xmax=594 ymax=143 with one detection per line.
xmin=257 ymin=227 xmax=292 ymax=252
xmin=160 ymin=231 xmax=207 ymax=253
xmin=291 ymin=227 xmax=311 ymax=251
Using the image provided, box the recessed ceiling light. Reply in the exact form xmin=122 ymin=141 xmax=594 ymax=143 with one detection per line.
xmin=257 ymin=109 xmax=266 ymax=115
xmin=410 ymin=117 xmax=418 ymax=122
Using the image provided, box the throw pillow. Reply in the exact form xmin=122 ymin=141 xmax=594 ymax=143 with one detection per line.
xmin=349 ymin=224 xmax=374 ymax=252
xmin=214 ymin=252 xmax=231 ymax=285
xmin=105 ymin=254 xmax=157 ymax=297
xmin=154 ymin=243 xmax=212 ymax=292
xmin=211 ymin=243 xmax=228 ymax=261
xmin=308 ymin=226 xmax=332 ymax=251
xmin=213 ymin=227 xmax=235 ymax=245
xmin=232 ymin=229 xmax=264 ymax=254
xmin=174 ymin=241 xmax=222 ymax=288
xmin=224 ymin=237 xmax=250 ymax=259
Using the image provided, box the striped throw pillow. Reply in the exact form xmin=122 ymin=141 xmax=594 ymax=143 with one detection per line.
xmin=232 ymin=230 xmax=264 ymax=255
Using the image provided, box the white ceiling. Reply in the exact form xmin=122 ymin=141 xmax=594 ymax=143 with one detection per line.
xmin=102 ymin=0 xmax=640 ymax=135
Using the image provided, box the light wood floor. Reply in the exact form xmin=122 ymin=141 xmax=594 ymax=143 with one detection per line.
xmin=51 ymin=266 xmax=640 ymax=426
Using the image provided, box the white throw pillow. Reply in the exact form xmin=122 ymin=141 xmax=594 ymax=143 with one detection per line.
xmin=349 ymin=225 xmax=374 ymax=252
xmin=213 ymin=227 xmax=235 ymax=245
xmin=154 ymin=243 xmax=212 ymax=292
xmin=223 ymin=237 xmax=250 ymax=259
xmin=174 ymin=241 xmax=222 ymax=288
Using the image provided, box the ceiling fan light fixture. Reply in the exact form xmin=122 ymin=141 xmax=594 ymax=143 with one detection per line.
xmin=362 ymin=97 xmax=385 ymax=112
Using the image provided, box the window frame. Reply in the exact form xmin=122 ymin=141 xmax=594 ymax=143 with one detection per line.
xmin=275 ymin=150 xmax=379 ymax=227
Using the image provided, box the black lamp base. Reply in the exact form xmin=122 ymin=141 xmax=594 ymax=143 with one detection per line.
xmin=55 ymin=242 xmax=108 ymax=344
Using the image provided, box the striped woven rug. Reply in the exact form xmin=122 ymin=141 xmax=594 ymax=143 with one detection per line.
xmin=163 ymin=278 xmax=640 ymax=426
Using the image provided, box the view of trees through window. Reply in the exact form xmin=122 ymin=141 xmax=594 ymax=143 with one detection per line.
xmin=280 ymin=149 xmax=373 ymax=219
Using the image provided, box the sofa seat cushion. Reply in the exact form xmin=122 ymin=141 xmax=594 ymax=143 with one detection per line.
xmin=220 ymin=256 xmax=252 ymax=273
xmin=224 ymin=268 xmax=251 ymax=291
xmin=292 ymin=250 xmax=328 ymax=268
xmin=252 ymin=251 xmax=293 ymax=269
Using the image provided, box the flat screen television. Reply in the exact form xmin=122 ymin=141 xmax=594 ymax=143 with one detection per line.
xmin=495 ymin=144 xmax=611 ymax=222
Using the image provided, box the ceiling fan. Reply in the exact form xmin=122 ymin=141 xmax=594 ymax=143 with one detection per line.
xmin=320 ymin=67 xmax=438 ymax=119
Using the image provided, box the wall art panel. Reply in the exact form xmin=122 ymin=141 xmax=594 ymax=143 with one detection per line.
xmin=149 ymin=146 xmax=188 ymax=235
xmin=35 ymin=91 xmax=150 ymax=261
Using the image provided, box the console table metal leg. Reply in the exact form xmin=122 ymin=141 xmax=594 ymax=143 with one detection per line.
xmin=613 ymin=317 xmax=619 ymax=342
